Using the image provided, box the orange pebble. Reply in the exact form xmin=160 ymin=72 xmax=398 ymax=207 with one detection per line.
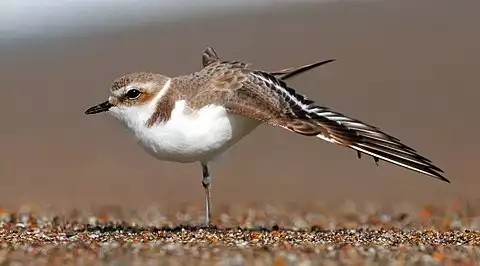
xmin=432 ymin=252 xmax=444 ymax=260
xmin=273 ymin=256 xmax=287 ymax=266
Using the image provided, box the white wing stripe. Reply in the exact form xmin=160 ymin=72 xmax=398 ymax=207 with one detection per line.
xmin=350 ymin=145 xmax=439 ymax=178
xmin=253 ymin=72 xmax=314 ymax=112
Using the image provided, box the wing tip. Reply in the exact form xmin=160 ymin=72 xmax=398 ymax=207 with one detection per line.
xmin=440 ymin=176 xmax=451 ymax=183
xmin=349 ymin=144 xmax=450 ymax=184
xmin=427 ymin=170 xmax=450 ymax=183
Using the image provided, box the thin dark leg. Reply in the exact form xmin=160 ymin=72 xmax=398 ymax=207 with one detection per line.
xmin=201 ymin=163 xmax=212 ymax=226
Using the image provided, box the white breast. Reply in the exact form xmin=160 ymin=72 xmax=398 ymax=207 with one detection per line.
xmin=110 ymin=100 xmax=260 ymax=163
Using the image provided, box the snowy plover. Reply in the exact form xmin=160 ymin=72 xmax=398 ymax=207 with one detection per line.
xmin=85 ymin=47 xmax=447 ymax=226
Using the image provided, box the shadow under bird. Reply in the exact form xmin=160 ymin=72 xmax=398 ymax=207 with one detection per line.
xmin=85 ymin=47 xmax=448 ymax=226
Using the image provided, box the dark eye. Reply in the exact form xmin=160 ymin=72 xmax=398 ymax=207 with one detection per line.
xmin=126 ymin=89 xmax=141 ymax=99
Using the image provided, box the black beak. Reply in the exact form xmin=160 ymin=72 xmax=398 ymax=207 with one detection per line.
xmin=85 ymin=101 xmax=113 ymax=115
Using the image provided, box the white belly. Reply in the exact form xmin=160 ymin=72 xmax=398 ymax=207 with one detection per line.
xmin=111 ymin=100 xmax=260 ymax=163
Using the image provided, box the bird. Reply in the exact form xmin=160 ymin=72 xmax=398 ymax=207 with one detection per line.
xmin=85 ymin=46 xmax=448 ymax=226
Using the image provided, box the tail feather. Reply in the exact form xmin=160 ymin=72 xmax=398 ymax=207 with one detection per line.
xmin=271 ymin=59 xmax=336 ymax=80
xmin=201 ymin=46 xmax=335 ymax=82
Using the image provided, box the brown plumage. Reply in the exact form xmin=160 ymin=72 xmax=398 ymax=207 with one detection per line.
xmin=103 ymin=46 xmax=447 ymax=182
xmin=175 ymin=47 xmax=447 ymax=182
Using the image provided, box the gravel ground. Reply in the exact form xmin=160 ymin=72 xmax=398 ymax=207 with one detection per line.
xmin=1 ymin=201 xmax=480 ymax=265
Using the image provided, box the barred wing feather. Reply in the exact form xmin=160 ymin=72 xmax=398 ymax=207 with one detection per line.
xmin=249 ymin=71 xmax=448 ymax=182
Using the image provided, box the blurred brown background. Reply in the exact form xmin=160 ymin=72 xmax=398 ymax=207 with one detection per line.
xmin=1 ymin=0 xmax=478 ymax=213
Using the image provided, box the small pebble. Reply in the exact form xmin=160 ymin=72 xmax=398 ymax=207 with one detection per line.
xmin=0 ymin=202 xmax=478 ymax=265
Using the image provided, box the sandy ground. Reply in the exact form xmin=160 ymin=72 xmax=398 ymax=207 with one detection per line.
xmin=1 ymin=201 xmax=480 ymax=265
xmin=1 ymin=0 xmax=480 ymax=264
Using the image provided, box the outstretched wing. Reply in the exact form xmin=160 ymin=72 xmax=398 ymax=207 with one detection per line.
xmin=219 ymin=68 xmax=447 ymax=182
